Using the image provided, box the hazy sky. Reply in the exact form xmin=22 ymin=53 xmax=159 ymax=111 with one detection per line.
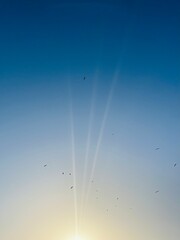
xmin=0 ymin=1 xmax=179 ymax=240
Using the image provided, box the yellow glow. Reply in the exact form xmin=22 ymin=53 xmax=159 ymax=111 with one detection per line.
xmin=70 ymin=235 xmax=86 ymax=240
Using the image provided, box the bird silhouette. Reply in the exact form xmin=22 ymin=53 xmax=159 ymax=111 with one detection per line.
xmin=174 ymin=163 xmax=177 ymax=167
xmin=70 ymin=186 xmax=73 ymax=189
xmin=62 ymin=172 xmax=64 ymax=175
xmin=155 ymin=147 xmax=160 ymax=150
xmin=155 ymin=190 xmax=159 ymax=194
xmin=83 ymin=76 xmax=86 ymax=80
xmin=43 ymin=164 xmax=47 ymax=167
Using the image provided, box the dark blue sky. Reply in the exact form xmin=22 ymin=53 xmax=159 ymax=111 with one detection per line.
xmin=0 ymin=0 xmax=179 ymax=79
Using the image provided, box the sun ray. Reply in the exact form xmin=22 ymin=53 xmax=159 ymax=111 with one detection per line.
xmin=69 ymin=80 xmax=78 ymax=236
xmin=83 ymin=70 xmax=119 ymax=214
xmin=79 ymin=74 xmax=97 ymax=228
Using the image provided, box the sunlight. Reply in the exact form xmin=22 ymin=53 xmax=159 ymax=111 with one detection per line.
xmin=70 ymin=235 xmax=86 ymax=240
xmin=83 ymin=70 xmax=119 ymax=211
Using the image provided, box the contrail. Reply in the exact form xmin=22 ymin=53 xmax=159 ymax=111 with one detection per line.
xmin=68 ymin=81 xmax=78 ymax=236
xmin=83 ymin=70 xmax=119 ymax=213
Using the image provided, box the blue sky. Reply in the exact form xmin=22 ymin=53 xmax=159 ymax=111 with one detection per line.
xmin=0 ymin=1 xmax=179 ymax=240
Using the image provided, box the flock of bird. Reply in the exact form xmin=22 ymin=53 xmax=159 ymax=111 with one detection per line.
xmin=43 ymin=165 xmax=73 ymax=189
xmin=42 ymin=76 xmax=178 ymax=213
xmin=154 ymin=147 xmax=177 ymax=193
xmin=42 ymin=145 xmax=178 ymax=214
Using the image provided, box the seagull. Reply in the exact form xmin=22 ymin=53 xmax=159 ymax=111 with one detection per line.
xmin=155 ymin=190 xmax=159 ymax=194
xmin=62 ymin=172 xmax=64 ymax=175
xmin=43 ymin=164 xmax=47 ymax=167
xmin=174 ymin=163 xmax=177 ymax=167
xmin=70 ymin=186 xmax=73 ymax=189
xmin=155 ymin=147 xmax=160 ymax=150
xmin=83 ymin=76 xmax=86 ymax=80
xmin=69 ymin=173 xmax=71 ymax=175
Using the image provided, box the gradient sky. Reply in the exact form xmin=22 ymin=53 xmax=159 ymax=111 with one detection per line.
xmin=0 ymin=0 xmax=180 ymax=240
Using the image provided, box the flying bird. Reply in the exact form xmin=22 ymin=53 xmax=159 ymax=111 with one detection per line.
xmin=83 ymin=76 xmax=86 ymax=80
xmin=62 ymin=172 xmax=64 ymax=175
xmin=70 ymin=186 xmax=73 ymax=189
xmin=155 ymin=147 xmax=160 ymax=150
xmin=43 ymin=164 xmax=47 ymax=167
xmin=116 ymin=197 xmax=119 ymax=200
xmin=174 ymin=163 xmax=177 ymax=167
xmin=69 ymin=173 xmax=71 ymax=175
xmin=155 ymin=190 xmax=159 ymax=194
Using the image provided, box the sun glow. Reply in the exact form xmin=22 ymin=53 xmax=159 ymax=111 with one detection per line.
xmin=70 ymin=234 xmax=87 ymax=240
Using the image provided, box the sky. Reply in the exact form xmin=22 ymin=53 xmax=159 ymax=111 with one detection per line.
xmin=0 ymin=0 xmax=180 ymax=240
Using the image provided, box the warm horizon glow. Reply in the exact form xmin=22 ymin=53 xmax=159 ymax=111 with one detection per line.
xmin=70 ymin=234 xmax=87 ymax=240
